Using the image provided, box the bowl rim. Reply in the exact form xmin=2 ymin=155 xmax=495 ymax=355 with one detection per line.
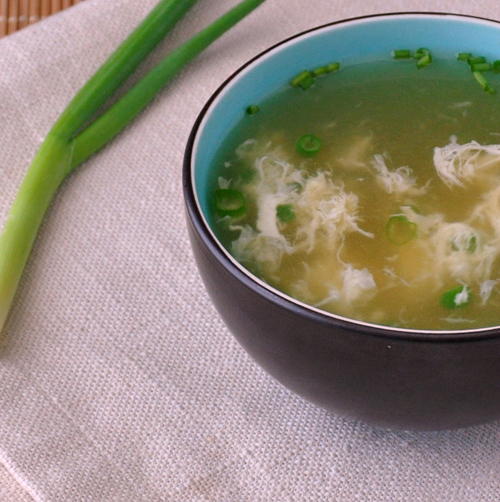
xmin=183 ymin=11 xmax=500 ymax=342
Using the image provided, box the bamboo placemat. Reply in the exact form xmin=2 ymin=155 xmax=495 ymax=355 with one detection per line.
xmin=0 ymin=0 xmax=84 ymax=37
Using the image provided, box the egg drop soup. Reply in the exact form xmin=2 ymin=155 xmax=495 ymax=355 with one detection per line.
xmin=208 ymin=58 xmax=500 ymax=330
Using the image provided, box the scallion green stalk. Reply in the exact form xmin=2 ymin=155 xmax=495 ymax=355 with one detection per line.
xmin=71 ymin=0 xmax=265 ymax=167
xmin=53 ymin=0 xmax=200 ymax=141
xmin=0 ymin=0 xmax=265 ymax=329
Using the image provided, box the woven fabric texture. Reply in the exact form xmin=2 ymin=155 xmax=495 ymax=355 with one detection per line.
xmin=0 ymin=0 xmax=499 ymax=500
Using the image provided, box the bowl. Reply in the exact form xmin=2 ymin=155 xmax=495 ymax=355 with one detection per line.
xmin=183 ymin=12 xmax=500 ymax=430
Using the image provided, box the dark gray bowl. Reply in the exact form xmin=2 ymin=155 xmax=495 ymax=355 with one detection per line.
xmin=183 ymin=13 xmax=500 ymax=430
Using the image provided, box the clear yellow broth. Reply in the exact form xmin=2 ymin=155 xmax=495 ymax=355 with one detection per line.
xmin=209 ymin=59 xmax=500 ymax=330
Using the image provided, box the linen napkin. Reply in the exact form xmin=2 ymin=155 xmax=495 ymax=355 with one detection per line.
xmin=0 ymin=0 xmax=499 ymax=500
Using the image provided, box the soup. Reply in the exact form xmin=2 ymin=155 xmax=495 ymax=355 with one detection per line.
xmin=208 ymin=55 xmax=500 ymax=330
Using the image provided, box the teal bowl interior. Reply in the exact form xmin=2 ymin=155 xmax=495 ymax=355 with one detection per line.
xmin=193 ymin=13 xmax=500 ymax=217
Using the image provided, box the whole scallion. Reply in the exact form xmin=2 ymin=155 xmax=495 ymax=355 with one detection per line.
xmin=0 ymin=0 xmax=266 ymax=329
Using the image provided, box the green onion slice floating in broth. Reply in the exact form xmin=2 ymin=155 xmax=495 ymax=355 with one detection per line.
xmin=392 ymin=49 xmax=412 ymax=59
xmin=385 ymin=215 xmax=417 ymax=245
xmin=440 ymin=285 xmax=472 ymax=310
xmin=246 ymin=104 xmax=260 ymax=115
xmin=296 ymin=134 xmax=322 ymax=156
xmin=276 ymin=204 xmax=295 ymax=223
xmin=214 ymin=189 xmax=247 ymax=218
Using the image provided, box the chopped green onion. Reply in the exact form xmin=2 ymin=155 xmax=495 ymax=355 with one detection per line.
xmin=312 ymin=66 xmax=328 ymax=76
xmin=414 ymin=47 xmax=430 ymax=59
xmin=296 ymin=134 xmax=322 ymax=156
xmin=0 ymin=0 xmax=265 ymax=329
xmin=392 ymin=49 xmax=412 ymax=59
xmin=416 ymin=53 xmax=432 ymax=69
xmin=469 ymin=56 xmax=486 ymax=64
xmin=291 ymin=70 xmax=315 ymax=90
xmin=325 ymin=62 xmax=340 ymax=73
xmin=276 ymin=204 xmax=295 ymax=223
xmin=467 ymin=235 xmax=478 ymax=253
xmin=214 ymin=189 xmax=247 ymax=218
xmin=457 ymin=52 xmax=472 ymax=61
xmin=298 ymin=75 xmax=315 ymax=89
xmin=291 ymin=63 xmax=339 ymax=88
xmin=470 ymin=62 xmax=491 ymax=72
xmin=246 ymin=104 xmax=260 ymax=115
xmin=385 ymin=215 xmax=417 ymax=245
xmin=440 ymin=285 xmax=472 ymax=310
xmin=473 ymin=71 xmax=496 ymax=94
xmin=313 ymin=62 xmax=340 ymax=76
xmin=493 ymin=60 xmax=500 ymax=73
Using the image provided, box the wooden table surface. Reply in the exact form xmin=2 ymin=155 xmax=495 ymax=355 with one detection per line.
xmin=0 ymin=0 xmax=84 ymax=37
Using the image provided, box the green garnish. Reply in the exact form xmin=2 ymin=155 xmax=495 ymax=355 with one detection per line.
xmin=313 ymin=63 xmax=340 ymax=76
xmin=299 ymin=75 xmax=315 ymax=89
xmin=457 ymin=53 xmax=497 ymax=94
xmin=385 ymin=215 xmax=417 ymax=245
xmin=470 ymin=62 xmax=491 ymax=72
xmin=312 ymin=66 xmax=328 ymax=76
xmin=291 ymin=63 xmax=340 ymax=89
xmin=469 ymin=56 xmax=486 ymax=64
xmin=0 ymin=0 xmax=265 ymax=329
xmin=391 ymin=47 xmax=433 ymax=68
xmin=246 ymin=104 xmax=260 ymax=115
xmin=414 ymin=47 xmax=430 ymax=59
xmin=440 ymin=285 xmax=472 ymax=310
xmin=468 ymin=235 xmax=478 ymax=253
xmin=276 ymin=204 xmax=295 ymax=223
xmin=291 ymin=70 xmax=315 ymax=90
xmin=214 ymin=189 xmax=247 ymax=218
xmin=392 ymin=49 xmax=412 ymax=59
xmin=296 ymin=134 xmax=322 ymax=156
xmin=473 ymin=71 xmax=496 ymax=94
xmin=325 ymin=62 xmax=340 ymax=73
xmin=416 ymin=54 xmax=432 ymax=69
xmin=415 ymin=49 xmax=432 ymax=69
